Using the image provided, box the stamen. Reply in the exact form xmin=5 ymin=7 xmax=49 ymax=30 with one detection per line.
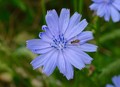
xmin=51 ymin=34 xmax=67 ymax=50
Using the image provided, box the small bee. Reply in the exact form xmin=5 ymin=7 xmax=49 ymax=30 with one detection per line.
xmin=71 ymin=39 xmax=80 ymax=44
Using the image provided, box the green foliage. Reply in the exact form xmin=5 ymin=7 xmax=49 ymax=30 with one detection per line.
xmin=100 ymin=29 xmax=120 ymax=43
xmin=99 ymin=59 xmax=120 ymax=85
xmin=0 ymin=0 xmax=120 ymax=87
xmin=12 ymin=0 xmax=27 ymax=11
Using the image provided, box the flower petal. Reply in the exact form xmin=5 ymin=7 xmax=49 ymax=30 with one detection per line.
xmin=80 ymin=43 xmax=97 ymax=52
xmin=31 ymin=49 xmax=56 ymax=69
xmin=31 ymin=47 xmax=54 ymax=54
xmin=77 ymin=31 xmax=94 ymax=44
xmin=106 ymin=84 xmax=114 ymax=87
xmin=40 ymin=25 xmax=53 ymax=38
xmin=68 ymin=46 xmax=93 ymax=64
xmin=114 ymin=0 xmax=120 ymax=5
xmin=64 ymin=56 xmax=74 ymax=80
xmin=112 ymin=1 xmax=120 ymax=11
xmin=110 ymin=5 xmax=120 ymax=22
xmin=104 ymin=5 xmax=111 ymax=21
xmin=59 ymin=8 xmax=70 ymax=34
xmin=27 ymin=39 xmax=50 ymax=49
xmin=97 ymin=3 xmax=106 ymax=17
xmin=112 ymin=76 xmax=120 ymax=87
xmin=57 ymin=51 xmax=66 ymax=74
xmin=27 ymin=39 xmax=42 ymax=46
xmin=31 ymin=55 xmax=45 ymax=69
xmin=26 ymin=39 xmax=52 ymax=54
xmin=39 ymin=32 xmax=53 ymax=43
xmin=64 ymin=12 xmax=81 ymax=35
xmin=64 ymin=48 xmax=85 ymax=70
xmin=68 ymin=12 xmax=81 ymax=29
xmin=57 ymin=50 xmax=74 ymax=80
xmin=92 ymin=0 xmax=103 ymax=3
xmin=65 ymin=19 xmax=88 ymax=40
xmin=89 ymin=3 xmax=99 ymax=10
xmin=42 ymin=51 xmax=58 ymax=76
xmin=46 ymin=9 xmax=59 ymax=35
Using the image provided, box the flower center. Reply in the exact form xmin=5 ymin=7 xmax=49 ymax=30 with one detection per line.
xmin=51 ymin=34 xmax=67 ymax=50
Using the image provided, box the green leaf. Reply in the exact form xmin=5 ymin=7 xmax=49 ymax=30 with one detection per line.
xmin=0 ymin=61 xmax=12 ymax=73
xmin=12 ymin=0 xmax=26 ymax=11
xmin=100 ymin=29 xmax=120 ymax=43
xmin=98 ymin=59 xmax=120 ymax=85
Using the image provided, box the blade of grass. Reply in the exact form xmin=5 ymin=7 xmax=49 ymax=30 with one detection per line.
xmin=41 ymin=0 xmax=46 ymax=24
xmin=73 ymin=0 xmax=77 ymax=12
xmin=79 ymin=0 xmax=83 ymax=14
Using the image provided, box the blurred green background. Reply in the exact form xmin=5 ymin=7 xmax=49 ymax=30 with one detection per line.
xmin=0 ymin=0 xmax=120 ymax=87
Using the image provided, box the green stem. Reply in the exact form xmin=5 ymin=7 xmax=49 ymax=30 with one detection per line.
xmin=79 ymin=0 xmax=83 ymax=14
xmin=41 ymin=0 xmax=46 ymax=24
xmin=73 ymin=0 xmax=77 ymax=12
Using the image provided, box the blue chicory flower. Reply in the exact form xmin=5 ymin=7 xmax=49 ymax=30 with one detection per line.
xmin=106 ymin=75 xmax=120 ymax=87
xmin=26 ymin=8 xmax=97 ymax=80
xmin=89 ymin=0 xmax=120 ymax=22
